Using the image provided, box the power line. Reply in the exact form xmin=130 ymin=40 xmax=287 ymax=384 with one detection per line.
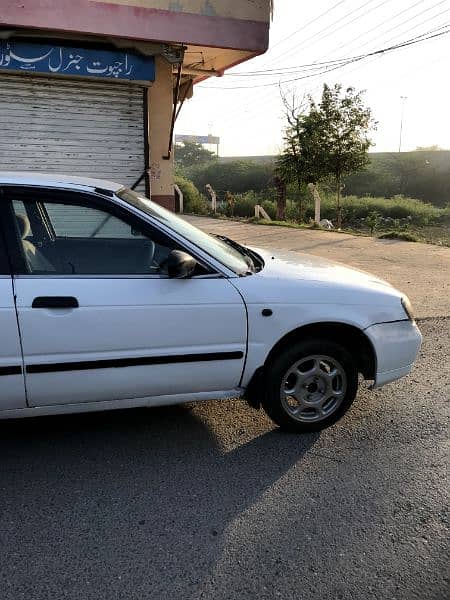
xmin=210 ymin=0 xmax=437 ymax=130
xmin=257 ymin=0 xmax=389 ymax=72
xmin=195 ymin=16 xmax=449 ymax=132
xmin=265 ymin=0 xmax=348 ymax=55
xmin=226 ymin=17 xmax=450 ymax=79
xmin=234 ymin=0 xmax=428 ymax=75
xmin=229 ymin=0 xmax=430 ymax=77
xmin=291 ymin=3 xmax=450 ymax=99
xmin=327 ymin=0 xmax=448 ymax=61
xmin=263 ymin=0 xmax=394 ymax=71
xmin=216 ymin=15 xmax=448 ymax=126
xmin=198 ymin=27 xmax=450 ymax=90
xmin=182 ymin=2 xmax=450 ymax=136
xmin=201 ymin=1 xmax=443 ymax=122
xmin=294 ymin=3 xmax=450 ymax=96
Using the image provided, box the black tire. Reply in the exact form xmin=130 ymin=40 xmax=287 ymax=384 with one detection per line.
xmin=262 ymin=338 xmax=358 ymax=433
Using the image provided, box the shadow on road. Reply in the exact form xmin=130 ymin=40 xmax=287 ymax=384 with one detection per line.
xmin=0 ymin=405 xmax=319 ymax=599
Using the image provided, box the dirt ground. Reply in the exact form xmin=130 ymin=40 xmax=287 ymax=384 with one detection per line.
xmin=184 ymin=216 xmax=450 ymax=319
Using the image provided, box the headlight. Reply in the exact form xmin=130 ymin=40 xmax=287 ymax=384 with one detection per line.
xmin=401 ymin=296 xmax=415 ymax=322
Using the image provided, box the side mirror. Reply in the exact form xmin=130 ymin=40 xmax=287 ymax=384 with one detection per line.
xmin=167 ymin=250 xmax=197 ymax=279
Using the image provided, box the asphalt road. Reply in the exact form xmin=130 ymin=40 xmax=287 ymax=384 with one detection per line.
xmin=0 ymin=317 xmax=448 ymax=600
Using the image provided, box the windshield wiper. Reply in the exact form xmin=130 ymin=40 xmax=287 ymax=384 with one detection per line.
xmin=214 ymin=234 xmax=256 ymax=273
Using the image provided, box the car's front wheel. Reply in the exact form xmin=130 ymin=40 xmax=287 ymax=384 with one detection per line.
xmin=262 ymin=339 xmax=358 ymax=433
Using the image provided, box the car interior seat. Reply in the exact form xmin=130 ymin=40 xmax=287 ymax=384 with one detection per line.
xmin=16 ymin=213 xmax=56 ymax=272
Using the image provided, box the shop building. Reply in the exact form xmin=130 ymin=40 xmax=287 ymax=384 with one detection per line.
xmin=0 ymin=1 xmax=272 ymax=209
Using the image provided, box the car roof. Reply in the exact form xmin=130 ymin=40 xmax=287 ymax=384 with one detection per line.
xmin=0 ymin=171 xmax=123 ymax=193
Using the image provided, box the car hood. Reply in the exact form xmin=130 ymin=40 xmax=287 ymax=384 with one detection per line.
xmin=253 ymin=248 xmax=392 ymax=288
xmin=232 ymin=247 xmax=406 ymax=323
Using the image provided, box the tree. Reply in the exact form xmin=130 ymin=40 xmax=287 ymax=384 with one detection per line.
xmin=277 ymin=94 xmax=326 ymax=222
xmin=415 ymin=145 xmax=444 ymax=151
xmin=316 ymin=84 xmax=375 ymax=228
xmin=278 ymin=84 xmax=375 ymax=227
xmin=175 ymin=141 xmax=217 ymax=170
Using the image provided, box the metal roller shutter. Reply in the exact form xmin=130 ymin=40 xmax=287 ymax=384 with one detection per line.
xmin=0 ymin=74 xmax=147 ymax=193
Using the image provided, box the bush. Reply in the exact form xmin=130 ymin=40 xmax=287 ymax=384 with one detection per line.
xmin=306 ymin=194 xmax=447 ymax=227
xmin=186 ymin=160 xmax=274 ymax=196
xmin=232 ymin=191 xmax=259 ymax=217
xmin=175 ymin=175 xmax=209 ymax=215
xmin=378 ymin=231 xmax=419 ymax=242
xmin=261 ymin=200 xmax=277 ymax=220
xmin=338 ymin=195 xmax=445 ymax=225
xmin=176 ymin=173 xmax=449 ymax=228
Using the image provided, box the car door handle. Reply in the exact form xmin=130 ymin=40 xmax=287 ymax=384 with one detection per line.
xmin=32 ymin=296 xmax=79 ymax=309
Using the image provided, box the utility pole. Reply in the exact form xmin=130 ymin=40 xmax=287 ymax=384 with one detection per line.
xmin=398 ymin=96 xmax=407 ymax=152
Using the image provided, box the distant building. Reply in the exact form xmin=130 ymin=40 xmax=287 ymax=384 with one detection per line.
xmin=0 ymin=1 xmax=271 ymax=210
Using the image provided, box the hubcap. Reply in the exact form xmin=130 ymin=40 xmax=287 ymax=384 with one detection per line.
xmin=280 ymin=355 xmax=347 ymax=423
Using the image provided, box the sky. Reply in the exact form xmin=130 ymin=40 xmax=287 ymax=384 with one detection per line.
xmin=174 ymin=0 xmax=450 ymax=157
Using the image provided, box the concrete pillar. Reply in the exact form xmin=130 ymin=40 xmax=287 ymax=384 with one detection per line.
xmin=148 ymin=56 xmax=175 ymax=211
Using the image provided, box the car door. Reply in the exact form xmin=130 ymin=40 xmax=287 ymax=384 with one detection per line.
xmin=5 ymin=186 xmax=247 ymax=408
xmin=0 ymin=202 xmax=27 ymax=410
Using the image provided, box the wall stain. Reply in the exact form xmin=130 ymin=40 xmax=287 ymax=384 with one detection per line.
xmin=201 ymin=1 xmax=217 ymax=16
xmin=168 ymin=1 xmax=184 ymax=12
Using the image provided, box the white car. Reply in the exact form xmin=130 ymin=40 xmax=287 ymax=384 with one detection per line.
xmin=0 ymin=173 xmax=422 ymax=432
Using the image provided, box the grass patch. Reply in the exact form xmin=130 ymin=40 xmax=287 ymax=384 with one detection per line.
xmin=217 ymin=191 xmax=449 ymax=227
xmin=378 ymin=231 xmax=419 ymax=242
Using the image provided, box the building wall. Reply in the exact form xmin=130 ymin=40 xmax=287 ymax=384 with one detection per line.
xmin=148 ymin=57 xmax=175 ymax=211
xmin=0 ymin=1 xmax=272 ymax=210
xmin=89 ymin=0 xmax=271 ymax=22
xmin=1 ymin=1 xmax=270 ymax=52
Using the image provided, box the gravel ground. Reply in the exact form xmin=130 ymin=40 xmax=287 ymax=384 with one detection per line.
xmin=0 ymin=318 xmax=448 ymax=600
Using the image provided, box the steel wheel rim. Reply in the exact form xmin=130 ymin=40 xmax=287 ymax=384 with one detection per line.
xmin=280 ymin=354 xmax=347 ymax=423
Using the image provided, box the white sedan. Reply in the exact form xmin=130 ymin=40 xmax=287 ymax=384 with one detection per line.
xmin=0 ymin=172 xmax=422 ymax=432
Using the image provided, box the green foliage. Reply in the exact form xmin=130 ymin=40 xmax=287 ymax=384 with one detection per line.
xmin=415 ymin=145 xmax=444 ymax=151
xmin=218 ymin=191 xmax=276 ymax=219
xmin=219 ymin=190 xmax=447 ymax=227
xmin=175 ymin=141 xmax=217 ymax=170
xmin=186 ymin=160 xmax=274 ymax=197
xmin=278 ymin=83 xmax=376 ymax=226
xmin=317 ymin=84 xmax=374 ymax=179
xmin=344 ymin=151 xmax=450 ymax=207
xmin=222 ymin=191 xmax=258 ymax=218
xmin=365 ymin=211 xmax=381 ymax=235
xmin=335 ymin=195 xmax=445 ymax=225
xmin=180 ymin=150 xmax=450 ymax=209
xmin=378 ymin=231 xmax=419 ymax=242
xmin=175 ymin=175 xmax=209 ymax=215
xmin=261 ymin=200 xmax=277 ymax=220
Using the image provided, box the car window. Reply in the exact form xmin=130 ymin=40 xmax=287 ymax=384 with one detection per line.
xmin=0 ymin=225 xmax=10 ymax=275
xmin=119 ymin=188 xmax=253 ymax=276
xmin=45 ymin=204 xmax=145 ymax=239
xmin=10 ymin=198 xmax=178 ymax=276
xmin=12 ymin=200 xmax=33 ymax=236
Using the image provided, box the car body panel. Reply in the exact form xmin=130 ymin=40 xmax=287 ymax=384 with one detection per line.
xmin=0 ymin=173 xmax=423 ymax=420
xmin=0 ymin=388 xmax=245 ymax=420
xmin=14 ymin=276 xmax=247 ymax=407
xmin=0 ymin=276 xmax=27 ymax=409
xmin=365 ymin=320 xmax=422 ymax=387
xmin=0 ymin=171 xmax=122 ymax=193
xmin=231 ymin=248 xmax=414 ymax=387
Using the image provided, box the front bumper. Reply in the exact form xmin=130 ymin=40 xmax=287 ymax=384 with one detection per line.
xmin=364 ymin=320 xmax=422 ymax=389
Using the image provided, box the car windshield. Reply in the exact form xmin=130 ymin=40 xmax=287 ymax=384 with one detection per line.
xmin=118 ymin=188 xmax=253 ymax=275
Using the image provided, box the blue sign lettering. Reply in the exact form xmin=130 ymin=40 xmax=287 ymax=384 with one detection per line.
xmin=0 ymin=40 xmax=155 ymax=82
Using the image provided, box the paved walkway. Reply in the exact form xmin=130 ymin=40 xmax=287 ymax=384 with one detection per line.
xmin=184 ymin=216 xmax=450 ymax=318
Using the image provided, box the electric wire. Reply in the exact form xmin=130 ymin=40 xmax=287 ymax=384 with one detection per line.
xmin=198 ymin=27 xmax=450 ymax=90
